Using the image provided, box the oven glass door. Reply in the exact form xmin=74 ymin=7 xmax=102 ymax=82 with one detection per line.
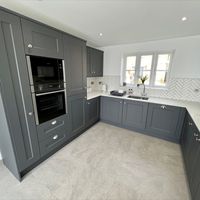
xmin=36 ymin=91 xmax=66 ymax=124
xmin=29 ymin=56 xmax=64 ymax=93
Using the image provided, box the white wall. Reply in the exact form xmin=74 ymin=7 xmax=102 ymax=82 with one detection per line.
xmin=101 ymin=35 xmax=200 ymax=78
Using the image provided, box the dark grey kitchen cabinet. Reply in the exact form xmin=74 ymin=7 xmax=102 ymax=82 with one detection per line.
xmin=100 ymin=96 xmax=123 ymax=126
xmin=68 ymin=93 xmax=86 ymax=137
xmin=87 ymin=46 xmax=103 ymax=77
xmin=63 ymin=34 xmax=87 ymax=95
xmin=85 ymin=97 xmax=100 ymax=128
xmin=38 ymin=115 xmax=71 ymax=157
xmin=194 ymin=184 xmax=200 ymax=200
xmin=181 ymin=113 xmax=200 ymax=200
xmin=146 ymin=103 xmax=185 ymax=142
xmin=122 ymin=100 xmax=148 ymax=130
xmin=181 ymin=113 xmax=195 ymax=171
xmin=21 ymin=18 xmax=64 ymax=58
xmin=0 ymin=10 xmax=40 ymax=179
xmin=37 ymin=114 xmax=70 ymax=142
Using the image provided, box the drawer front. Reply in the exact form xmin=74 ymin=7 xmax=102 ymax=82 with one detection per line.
xmin=39 ymin=131 xmax=67 ymax=157
xmin=37 ymin=115 xmax=69 ymax=141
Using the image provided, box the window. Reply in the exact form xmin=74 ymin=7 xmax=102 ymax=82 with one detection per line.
xmin=122 ymin=52 xmax=173 ymax=87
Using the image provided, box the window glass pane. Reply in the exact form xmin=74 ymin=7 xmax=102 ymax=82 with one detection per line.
xmin=157 ymin=54 xmax=171 ymax=70
xmin=140 ymin=55 xmax=153 ymax=70
xmin=125 ymin=71 xmax=135 ymax=84
xmin=138 ymin=71 xmax=150 ymax=85
xmin=155 ymin=71 xmax=167 ymax=86
xmin=126 ymin=56 xmax=136 ymax=70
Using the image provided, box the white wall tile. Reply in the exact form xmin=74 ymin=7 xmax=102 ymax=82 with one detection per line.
xmin=87 ymin=76 xmax=200 ymax=102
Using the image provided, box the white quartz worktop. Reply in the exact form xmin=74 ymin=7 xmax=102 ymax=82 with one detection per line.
xmin=87 ymin=91 xmax=200 ymax=132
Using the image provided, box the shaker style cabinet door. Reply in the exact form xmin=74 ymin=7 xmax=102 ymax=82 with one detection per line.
xmin=100 ymin=97 xmax=123 ymax=126
xmin=122 ymin=100 xmax=148 ymax=130
xmin=146 ymin=103 xmax=182 ymax=142
xmin=63 ymin=34 xmax=87 ymax=96
xmin=181 ymin=113 xmax=200 ymax=200
xmin=68 ymin=93 xmax=86 ymax=137
xmin=87 ymin=47 xmax=103 ymax=77
xmin=85 ymin=97 xmax=100 ymax=128
xmin=0 ymin=10 xmax=40 ymax=174
xmin=21 ymin=19 xmax=64 ymax=58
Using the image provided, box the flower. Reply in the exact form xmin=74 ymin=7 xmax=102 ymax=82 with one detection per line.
xmin=139 ymin=75 xmax=148 ymax=84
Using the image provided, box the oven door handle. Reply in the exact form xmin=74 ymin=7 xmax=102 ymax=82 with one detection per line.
xmin=35 ymin=90 xmax=65 ymax=96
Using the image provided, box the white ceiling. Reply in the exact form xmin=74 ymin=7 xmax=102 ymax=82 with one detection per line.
xmin=1 ymin=0 xmax=200 ymax=47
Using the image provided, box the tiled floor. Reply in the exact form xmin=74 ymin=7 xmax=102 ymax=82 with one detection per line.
xmin=0 ymin=122 xmax=190 ymax=200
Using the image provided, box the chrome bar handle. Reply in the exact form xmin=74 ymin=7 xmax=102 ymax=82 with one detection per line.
xmin=64 ymin=89 xmax=68 ymax=114
xmin=35 ymin=90 xmax=65 ymax=96
xmin=26 ymin=56 xmax=34 ymax=86
xmin=62 ymin=60 xmax=66 ymax=83
xmin=31 ymin=93 xmax=39 ymax=125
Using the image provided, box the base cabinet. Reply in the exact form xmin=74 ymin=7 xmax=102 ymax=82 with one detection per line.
xmin=100 ymin=96 xmax=123 ymax=126
xmin=68 ymin=94 xmax=86 ymax=137
xmin=122 ymin=100 xmax=148 ymax=130
xmin=100 ymin=96 xmax=184 ymax=143
xmin=85 ymin=97 xmax=100 ymax=128
xmin=181 ymin=113 xmax=200 ymax=200
xmin=146 ymin=103 xmax=184 ymax=142
xmin=37 ymin=115 xmax=71 ymax=157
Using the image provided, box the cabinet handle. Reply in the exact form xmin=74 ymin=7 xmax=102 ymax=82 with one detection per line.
xmin=28 ymin=112 xmax=33 ymax=116
xmin=88 ymin=102 xmax=90 ymax=105
xmin=161 ymin=105 xmax=166 ymax=109
xmin=119 ymin=101 xmax=122 ymax=104
xmin=51 ymin=120 xmax=57 ymax=125
xmin=189 ymin=122 xmax=193 ymax=126
xmin=53 ymin=135 xmax=58 ymax=140
xmin=124 ymin=102 xmax=126 ymax=104
xmin=194 ymin=133 xmax=199 ymax=137
xmin=196 ymin=138 xmax=200 ymax=142
xmin=28 ymin=44 xmax=33 ymax=49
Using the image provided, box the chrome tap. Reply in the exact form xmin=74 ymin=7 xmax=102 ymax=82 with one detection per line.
xmin=137 ymin=83 xmax=147 ymax=97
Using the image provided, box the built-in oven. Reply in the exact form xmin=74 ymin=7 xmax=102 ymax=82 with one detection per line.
xmin=32 ymin=90 xmax=67 ymax=125
xmin=26 ymin=55 xmax=67 ymax=125
xmin=26 ymin=55 xmax=65 ymax=93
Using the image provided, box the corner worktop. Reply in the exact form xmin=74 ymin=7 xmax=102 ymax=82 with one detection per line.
xmin=87 ymin=91 xmax=200 ymax=132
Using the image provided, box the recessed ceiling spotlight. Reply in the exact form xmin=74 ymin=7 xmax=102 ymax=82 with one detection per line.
xmin=181 ymin=17 xmax=187 ymax=21
xmin=99 ymin=33 xmax=103 ymax=37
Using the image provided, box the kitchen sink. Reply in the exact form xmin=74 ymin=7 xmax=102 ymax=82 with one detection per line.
xmin=127 ymin=95 xmax=149 ymax=100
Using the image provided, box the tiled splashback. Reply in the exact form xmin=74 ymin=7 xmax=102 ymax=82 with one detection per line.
xmin=87 ymin=76 xmax=200 ymax=102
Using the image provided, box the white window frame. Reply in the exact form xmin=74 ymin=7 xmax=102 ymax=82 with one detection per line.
xmin=121 ymin=50 xmax=174 ymax=88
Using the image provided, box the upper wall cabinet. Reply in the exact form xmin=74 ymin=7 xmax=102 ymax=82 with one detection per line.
xmin=87 ymin=47 xmax=103 ymax=77
xmin=21 ymin=19 xmax=64 ymax=58
xmin=63 ymin=34 xmax=87 ymax=96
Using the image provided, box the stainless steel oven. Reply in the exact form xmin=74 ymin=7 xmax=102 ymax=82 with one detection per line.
xmin=32 ymin=90 xmax=67 ymax=124
xmin=27 ymin=55 xmax=66 ymax=93
xmin=26 ymin=55 xmax=67 ymax=125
